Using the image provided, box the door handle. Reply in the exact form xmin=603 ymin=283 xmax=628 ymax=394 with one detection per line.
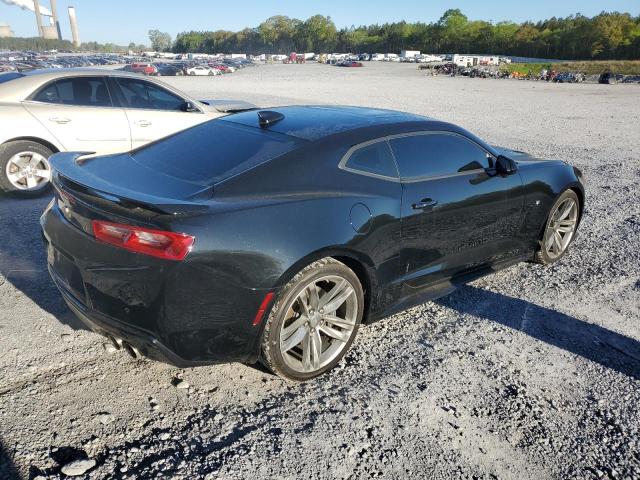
xmin=412 ymin=199 xmax=438 ymax=210
xmin=49 ymin=117 xmax=71 ymax=124
xmin=135 ymin=120 xmax=152 ymax=127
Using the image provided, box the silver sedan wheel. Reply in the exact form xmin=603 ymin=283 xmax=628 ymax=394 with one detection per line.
xmin=5 ymin=151 xmax=51 ymax=191
xmin=544 ymin=197 xmax=578 ymax=259
xmin=279 ymin=275 xmax=358 ymax=373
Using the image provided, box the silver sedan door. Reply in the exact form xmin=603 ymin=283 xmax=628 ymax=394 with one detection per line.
xmin=22 ymin=76 xmax=131 ymax=154
xmin=109 ymin=76 xmax=209 ymax=149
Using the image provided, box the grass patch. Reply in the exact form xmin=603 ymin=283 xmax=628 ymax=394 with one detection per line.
xmin=502 ymin=60 xmax=640 ymax=75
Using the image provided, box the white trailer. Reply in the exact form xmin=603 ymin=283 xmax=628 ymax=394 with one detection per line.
xmin=452 ymin=54 xmax=501 ymax=67
xmin=401 ymin=50 xmax=420 ymax=58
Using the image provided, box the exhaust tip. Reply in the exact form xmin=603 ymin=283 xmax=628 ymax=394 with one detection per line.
xmin=109 ymin=336 xmax=123 ymax=350
xmin=122 ymin=342 xmax=142 ymax=360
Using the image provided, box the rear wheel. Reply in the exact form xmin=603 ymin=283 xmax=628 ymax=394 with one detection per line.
xmin=261 ymin=258 xmax=364 ymax=381
xmin=0 ymin=140 xmax=53 ymax=196
xmin=534 ymin=190 xmax=580 ymax=264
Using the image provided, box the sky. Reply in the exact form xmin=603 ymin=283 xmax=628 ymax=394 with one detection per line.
xmin=1 ymin=0 xmax=639 ymax=46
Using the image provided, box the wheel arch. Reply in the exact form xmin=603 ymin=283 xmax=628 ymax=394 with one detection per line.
xmin=275 ymin=247 xmax=376 ymax=323
xmin=2 ymin=136 xmax=61 ymax=154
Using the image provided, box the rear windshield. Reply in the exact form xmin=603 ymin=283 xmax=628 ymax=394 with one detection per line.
xmin=0 ymin=72 xmax=25 ymax=84
xmin=131 ymin=119 xmax=303 ymax=185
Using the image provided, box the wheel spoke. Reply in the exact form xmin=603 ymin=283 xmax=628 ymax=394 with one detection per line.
xmin=29 ymin=155 xmax=43 ymax=168
xmin=7 ymin=171 xmax=26 ymax=182
xmin=282 ymin=315 xmax=308 ymax=339
xmin=558 ymin=219 xmax=575 ymax=227
xmin=282 ymin=325 xmax=307 ymax=353
xmin=318 ymin=279 xmax=347 ymax=309
xmin=319 ymin=324 xmax=350 ymax=342
xmin=310 ymin=329 xmax=322 ymax=369
xmin=557 ymin=202 xmax=573 ymax=221
xmin=322 ymin=284 xmax=354 ymax=313
xmin=545 ymin=230 xmax=555 ymax=251
xmin=33 ymin=169 xmax=51 ymax=180
xmin=302 ymin=331 xmax=312 ymax=370
xmin=553 ymin=231 xmax=563 ymax=252
xmin=26 ymin=176 xmax=37 ymax=189
xmin=556 ymin=226 xmax=574 ymax=233
xmin=323 ymin=314 xmax=355 ymax=329
xmin=297 ymin=294 xmax=310 ymax=317
xmin=307 ymin=284 xmax=320 ymax=309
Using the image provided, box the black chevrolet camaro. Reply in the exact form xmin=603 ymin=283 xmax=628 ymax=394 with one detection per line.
xmin=41 ymin=106 xmax=585 ymax=380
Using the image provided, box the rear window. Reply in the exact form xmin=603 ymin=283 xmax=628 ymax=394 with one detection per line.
xmin=130 ymin=120 xmax=303 ymax=185
xmin=0 ymin=72 xmax=25 ymax=84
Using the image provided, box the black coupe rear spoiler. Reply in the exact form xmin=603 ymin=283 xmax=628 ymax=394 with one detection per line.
xmin=50 ymin=152 xmax=210 ymax=216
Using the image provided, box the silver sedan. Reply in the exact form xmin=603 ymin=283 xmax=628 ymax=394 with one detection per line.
xmin=0 ymin=68 xmax=254 ymax=196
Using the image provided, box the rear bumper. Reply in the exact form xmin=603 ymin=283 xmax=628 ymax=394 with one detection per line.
xmin=51 ymin=268 xmax=197 ymax=367
xmin=41 ymin=202 xmax=272 ymax=366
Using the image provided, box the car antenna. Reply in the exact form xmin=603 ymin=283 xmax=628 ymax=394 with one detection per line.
xmin=257 ymin=110 xmax=284 ymax=127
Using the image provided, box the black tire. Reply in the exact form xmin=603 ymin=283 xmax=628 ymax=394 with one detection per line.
xmin=261 ymin=258 xmax=364 ymax=381
xmin=0 ymin=140 xmax=53 ymax=197
xmin=534 ymin=189 xmax=580 ymax=265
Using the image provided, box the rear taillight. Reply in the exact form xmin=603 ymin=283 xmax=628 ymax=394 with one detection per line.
xmin=92 ymin=220 xmax=194 ymax=261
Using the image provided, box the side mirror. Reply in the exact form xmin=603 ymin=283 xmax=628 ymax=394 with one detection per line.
xmin=181 ymin=101 xmax=198 ymax=113
xmin=495 ymin=155 xmax=518 ymax=175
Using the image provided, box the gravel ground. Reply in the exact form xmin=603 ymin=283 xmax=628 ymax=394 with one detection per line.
xmin=1 ymin=62 xmax=639 ymax=480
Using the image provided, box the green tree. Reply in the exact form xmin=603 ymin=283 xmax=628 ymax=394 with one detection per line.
xmin=148 ymin=29 xmax=172 ymax=52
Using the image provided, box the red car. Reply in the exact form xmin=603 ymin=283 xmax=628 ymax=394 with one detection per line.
xmin=209 ymin=63 xmax=232 ymax=73
xmin=129 ymin=63 xmax=157 ymax=75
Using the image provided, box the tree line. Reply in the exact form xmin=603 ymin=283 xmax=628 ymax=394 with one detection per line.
xmin=0 ymin=36 xmax=145 ymax=53
xmin=171 ymin=9 xmax=640 ymax=60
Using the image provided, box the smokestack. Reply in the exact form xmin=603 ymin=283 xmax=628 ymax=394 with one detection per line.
xmin=68 ymin=6 xmax=79 ymax=47
xmin=33 ymin=0 xmax=43 ymax=36
xmin=49 ymin=0 xmax=61 ymax=40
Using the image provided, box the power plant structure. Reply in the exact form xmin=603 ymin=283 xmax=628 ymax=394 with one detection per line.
xmin=1 ymin=1 xmax=80 ymax=45
xmin=0 ymin=24 xmax=15 ymax=37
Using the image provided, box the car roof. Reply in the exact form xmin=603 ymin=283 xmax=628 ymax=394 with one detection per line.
xmin=221 ymin=105 xmax=433 ymax=141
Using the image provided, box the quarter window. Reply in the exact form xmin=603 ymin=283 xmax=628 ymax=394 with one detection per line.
xmin=33 ymin=77 xmax=112 ymax=107
xmin=114 ymin=77 xmax=185 ymax=111
xmin=389 ymin=133 xmax=491 ymax=179
xmin=344 ymin=141 xmax=398 ymax=178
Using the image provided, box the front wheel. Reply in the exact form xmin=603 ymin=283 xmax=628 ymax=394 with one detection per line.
xmin=534 ymin=190 xmax=580 ymax=264
xmin=261 ymin=258 xmax=364 ymax=381
xmin=0 ymin=140 xmax=53 ymax=196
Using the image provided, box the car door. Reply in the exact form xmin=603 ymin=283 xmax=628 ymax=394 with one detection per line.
xmin=390 ymin=131 xmax=525 ymax=288
xmin=109 ymin=76 xmax=209 ymax=149
xmin=22 ymin=75 xmax=131 ymax=154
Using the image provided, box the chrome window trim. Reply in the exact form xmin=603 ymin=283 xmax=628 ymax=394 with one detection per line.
xmin=338 ymin=137 xmax=400 ymax=182
xmin=339 ymin=130 xmax=495 ymax=183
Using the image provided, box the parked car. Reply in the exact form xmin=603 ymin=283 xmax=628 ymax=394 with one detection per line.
xmin=186 ymin=65 xmax=219 ymax=76
xmin=337 ymin=61 xmax=364 ymax=67
xmin=152 ymin=63 xmax=183 ymax=76
xmin=129 ymin=63 xmax=156 ymax=76
xmin=0 ymin=69 xmax=255 ymax=195
xmin=42 ymin=106 xmax=585 ymax=380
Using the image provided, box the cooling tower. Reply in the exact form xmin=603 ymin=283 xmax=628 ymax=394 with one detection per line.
xmin=49 ymin=0 xmax=61 ymax=39
xmin=33 ymin=0 xmax=43 ymax=36
xmin=68 ymin=6 xmax=79 ymax=46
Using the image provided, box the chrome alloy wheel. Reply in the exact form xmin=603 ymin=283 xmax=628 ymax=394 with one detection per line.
xmin=279 ymin=275 xmax=358 ymax=373
xmin=5 ymin=151 xmax=51 ymax=191
xmin=544 ymin=197 xmax=578 ymax=259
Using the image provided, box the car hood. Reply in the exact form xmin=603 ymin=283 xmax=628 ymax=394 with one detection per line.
xmin=199 ymin=99 xmax=257 ymax=114
xmin=493 ymin=146 xmax=551 ymax=163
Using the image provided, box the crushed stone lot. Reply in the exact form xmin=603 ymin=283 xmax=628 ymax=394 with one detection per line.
xmin=1 ymin=62 xmax=639 ymax=480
